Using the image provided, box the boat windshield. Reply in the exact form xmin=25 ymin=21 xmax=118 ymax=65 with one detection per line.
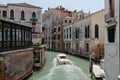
xmin=60 ymin=56 xmax=67 ymax=59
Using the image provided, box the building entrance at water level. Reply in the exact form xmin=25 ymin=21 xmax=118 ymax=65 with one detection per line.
xmin=27 ymin=51 xmax=91 ymax=80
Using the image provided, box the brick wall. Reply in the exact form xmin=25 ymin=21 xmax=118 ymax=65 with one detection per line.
xmin=0 ymin=48 xmax=33 ymax=80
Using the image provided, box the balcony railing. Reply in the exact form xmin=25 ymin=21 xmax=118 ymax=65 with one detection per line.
xmin=105 ymin=11 xmax=115 ymax=22
xmin=30 ymin=17 xmax=38 ymax=22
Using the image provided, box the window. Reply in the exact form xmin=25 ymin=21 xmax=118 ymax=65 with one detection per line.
xmin=87 ymin=25 xmax=90 ymax=38
xmin=0 ymin=59 xmax=2 ymax=71
xmin=10 ymin=9 xmax=14 ymax=20
xmin=69 ymin=43 xmax=71 ymax=49
xmin=67 ymin=28 xmax=68 ymax=39
xmin=69 ymin=27 xmax=71 ymax=38
xmin=75 ymin=28 xmax=77 ymax=38
xmin=58 ymin=27 xmax=60 ymax=31
xmin=85 ymin=43 xmax=89 ymax=52
xmin=65 ymin=20 xmax=67 ymax=23
xmin=54 ymin=28 xmax=56 ymax=32
xmin=21 ymin=30 xmax=24 ymax=46
xmin=58 ymin=34 xmax=60 ymax=40
xmin=95 ymin=24 xmax=99 ymax=38
xmin=54 ymin=35 xmax=56 ymax=40
xmin=75 ymin=28 xmax=79 ymax=39
xmin=85 ymin=25 xmax=90 ymax=38
xmin=16 ymin=29 xmax=19 ymax=46
xmin=85 ymin=26 xmax=87 ymax=38
xmin=18 ymin=29 xmax=22 ymax=46
xmin=16 ymin=29 xmax=22 ymax=46
xmin=32 ymin=12 xmax=36 ymax=18
xmin=3 ymin=10 xmax=7 ymax=17
xmin=86 ymin=43 xmax=89 ymax=52
xmin=58 ymin=43 xmax=60 ymax=49
xmin=25 ymin=31 xmax=29 ymax=46
xmin=76 ymin=43 xmax=79 ymax=51
xmin=64 ymin=29 xmax=65 ymax=39
xmin=34 ymin=52 xmax=40 ymax=63
xmin=0 ymin=20 xmax=32 ymax=52
xmin=69 ymin=20 xmax=71 ymax=23
xmin=21 ymin=10 xmax=25 ymax=20
xmin=4 ymin=27 xmax=11 ymax=47
xmin=79 ymin=15 xmax=81 ymax=18
xmin=12 ymin=28 xmax=15 ymax=47
xmin=107 ymin=26 xmax=116 ymax=43
xmin=32 ymin=27 xmax=36 ymax=32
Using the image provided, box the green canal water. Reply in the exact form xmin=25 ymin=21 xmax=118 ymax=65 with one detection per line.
xmin=27 ymin=51 xmax=92 ymax=80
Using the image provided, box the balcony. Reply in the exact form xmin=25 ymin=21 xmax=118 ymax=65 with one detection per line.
xmin=30 ymin=17 xmax=38 ymax=22
xmin=105 ymin=11 xmax=116 ymax=23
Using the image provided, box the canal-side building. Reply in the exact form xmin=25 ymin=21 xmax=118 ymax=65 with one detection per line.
xmin=90 ymin=10 xmax=105 ymax=59
xmin=63 ymin=17 xmax=74 ymax=53
xmin=42 ymin=6 xmax=78 ymax=51
xmin=63 ymin=9 xmax=105 ymax=58
xmin=0 ymin=3 xmax=42 ymax=45
xmin=73 ymin=15 xmax=91 ymax=57
xmin=77 ymin=10 xmax=90 ymax=20
xmin=0 ymin=3 xmax=46 ymax=79
xmin=0 ymin=19 xmax=33 ymax=80
xmin=104 ymin=0 xmax=120 ymax=80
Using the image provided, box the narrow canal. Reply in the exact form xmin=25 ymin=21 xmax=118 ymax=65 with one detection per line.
xmin=27 ymin=51 xmax=91 ymax=80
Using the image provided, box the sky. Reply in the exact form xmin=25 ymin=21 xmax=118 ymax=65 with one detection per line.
xmin=0 ymin=0 xmax=104 ymax=13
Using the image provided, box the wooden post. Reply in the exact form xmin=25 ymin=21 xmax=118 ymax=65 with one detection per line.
xmin=1 ymin=60 xmax=5 ymax=80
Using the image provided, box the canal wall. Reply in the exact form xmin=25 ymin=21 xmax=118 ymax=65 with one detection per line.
xmin=33 ymin=46 xmax=46 ymax=69
xmin=0 ymin=48 xmax=33 ymax=80
xmin=41 ymin=48 xmax=46 ymax=66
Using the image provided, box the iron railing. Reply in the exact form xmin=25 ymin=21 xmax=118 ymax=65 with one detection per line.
xmin=105 ymin=11 xmax=114 ymax=21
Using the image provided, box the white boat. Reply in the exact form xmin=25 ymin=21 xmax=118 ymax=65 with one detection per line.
xmin=56 ymin=54 xmax=70 ymax=64
xmin=92 ymin=64 xmax=106 ymax=80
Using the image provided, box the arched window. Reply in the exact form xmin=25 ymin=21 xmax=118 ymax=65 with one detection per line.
xmin=32 ymin=12 xmax=36 ymax=18
xmin=21 ymin=10 xmax=25 ymax=20
xmin=95 ymin=24 xmax=99 ymax=38
xmin=87 ymin=25 xmax=90 ymax=38
xmin=85 ymin=26 xmax=87 ymax=38
xmin=85 ymin=25 xmax=90 ymax=38
xmin=86 ymin=43 xmax=89 ymax=52
xmin=65 ymin=20 xmax=67 ymax=23
xmin=10 ymin=9 xmax=14 ymax=20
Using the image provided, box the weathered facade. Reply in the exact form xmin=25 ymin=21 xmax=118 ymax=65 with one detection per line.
xmin=104 ymin=0 xmax=120 ymax=80
xmin=0 ymin=3 xmax=46 ymax=80
xmin=63 ymin=9 xmax=105 ymax=58
xmin=90 ymin=10 xmax=105 ymax=59
xmin=42 ymin=6 xmax=78 ymax=51
xmin=33 ymin=45 xmax=46 ymax=69
xmin=0 ymin=3 xmax=42 ymax=45
xmin=0 ymin=19 xmax=33 ymax=80
xmin=0 ymin=48 xmax=33 ymax=80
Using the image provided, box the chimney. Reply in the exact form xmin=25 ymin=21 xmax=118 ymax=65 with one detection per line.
xmin=60 ymin=5 xmax=62 ymax=9
xmin=48 ymin=7 xmax=50 ymax=10
xmin=89 ymin=11 xmax=91 ymax=14
xmin=74 ymin=10 xmax=77 ymax=13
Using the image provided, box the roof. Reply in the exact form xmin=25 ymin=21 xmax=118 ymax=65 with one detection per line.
xmin=0 ymin=18 xmax=32 ymax=29
xmin=90 ymin=9 xmax=104 ymax=16
xmin=64 ymin=16 xmax=75 ymax=19
xmin=7 ymin=3 xmax=42 ymax=9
